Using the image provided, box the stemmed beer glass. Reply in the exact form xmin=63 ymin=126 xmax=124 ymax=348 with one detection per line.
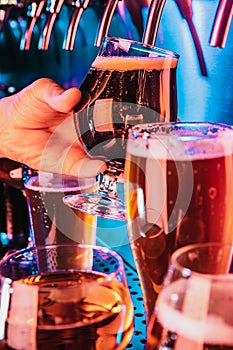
xmin=64 ymin=36 xmax=179 ymax=221
xmin=146 ymin=242 xmax=233 ymax=349
xmin=125 ymin=122 xmax=233 ymax=326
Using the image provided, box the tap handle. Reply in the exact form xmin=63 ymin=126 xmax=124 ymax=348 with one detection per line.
xmin=20 ymin=0 xmax=46 ymax=50
xmin=95 ymin=0 xmax=120 ymax=47
xmin=38 ymin=0 xmax=65 ymax=49
xmin=209 ymin=0 xmax=233 ymax=48
xmin=174 ymin=0 xmax=207 ymax=76
xmin=142 ymin=0 xmax=166 ymax=45
xmin=0 ymin=8 xmax=10 ymax=31
xmin=0 ymin=0 xmax=18 ymax=32
xmin=63 ymin=0 xmax=91 ymax=51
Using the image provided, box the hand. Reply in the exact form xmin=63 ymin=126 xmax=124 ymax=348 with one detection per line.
xmin=0 ymin=78 xmax=105 ymax=177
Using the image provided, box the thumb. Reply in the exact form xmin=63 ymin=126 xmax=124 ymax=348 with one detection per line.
xmin=46 ymin=87 xmax=82 ymax=113
xmin=30 ymin=78 xmax=81 ymax=113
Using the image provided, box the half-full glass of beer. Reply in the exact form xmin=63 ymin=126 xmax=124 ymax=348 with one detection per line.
xmin=0 ymin=244 xmax=134 ymax=349
xmin=125 ymin=122 xmax=233 ymax=326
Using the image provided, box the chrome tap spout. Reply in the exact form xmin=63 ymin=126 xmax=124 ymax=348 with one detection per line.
xmin=209 ymin=0 xmax=233 ymax=48
xmin=0 ymin=8 xmax=9 ymax=31
xmin=20 ymin=0 xmax=46 ymax=50
xmin=95 ymin=0 xmax=120 ymax=47
xmin=0 ymin=0 xmax=17 ymax=32
xmin=143 ymin=0 xmax=207 ymax=76
xmin=63 ymin=0 xmax=90 ymax=51
xmin=38 ymin=0 xmax=65 ymax=50
xmin=142 ymin=0 xmax=166 ymax=45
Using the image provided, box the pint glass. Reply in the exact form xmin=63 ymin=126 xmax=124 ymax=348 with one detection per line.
xmin=146 ymin=242 xmax=233 ymax=349
xmin=125 ymin=122 xmax=233 ymax=325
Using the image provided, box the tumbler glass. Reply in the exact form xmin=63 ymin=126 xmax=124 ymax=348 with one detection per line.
xmin=23 ymin=167 xmax=97 ymax=246
xmin=0 ymin=244 xmax=134 ymax=349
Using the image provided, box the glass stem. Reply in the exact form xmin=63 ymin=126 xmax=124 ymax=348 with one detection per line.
xmin=98 ymin=160 xmax=124 ymax=198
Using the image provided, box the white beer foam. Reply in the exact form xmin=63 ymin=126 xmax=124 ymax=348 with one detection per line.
xmin=93 ymin=55 xmax=178 ymax=71
xmin=127 ymin=132 xmax=233 ymax=161
xmin=157 ymin=279 xmax=233 ymax=346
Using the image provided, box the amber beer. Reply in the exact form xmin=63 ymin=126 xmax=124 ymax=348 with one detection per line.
xmin=125 ymin=123 xmax=233 ymax=323
xmin=75 ymin=54 xmax=178 ymax=161
xmin=146 ymin=279 xmax=233 ymax=350
xmin=24 ymin=171 xmax=97 ymax=246
xmin=146 ymin=242 xmax=233 ymax=349
xmin=4 ymin=271 xmax=134 ymax=350
xmin=0 ymin=245 xmax=134 ymax=350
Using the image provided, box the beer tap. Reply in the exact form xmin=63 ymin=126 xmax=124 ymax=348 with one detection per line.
xmin=20 ymin=0 xmax=46 ymax=50
xmin=142 ymin=0 xmax=207 ymax=76
xmin=0 ymin=8 xmax=9 ymax=32
xmin=95 ymin=0 xmax=120 ymax=47
xmin=173 ymin=0 xmax=207 ymax=76
xmin=38 ymin=0 xmax=65 ymax=50
xmin=0 ymin=0 xmax=18 ymax=32
xmin=63 ymin=0 xmax=91 ymax=51
xmin=209 ymin=0 xmax=233 ymax=48
xmin=142 ymin=0 xmax=166 ymax=46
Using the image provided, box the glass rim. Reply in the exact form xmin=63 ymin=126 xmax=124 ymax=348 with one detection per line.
xmin=129 ymin=121 xmax=233 ymax=139
xmin=170 ymin=242 xmax=233 ymax=280
xmin=0 ymin=243 xmax=125 ymax=278
xmin=102 ymin=35 xmax=180 ymax=58
xmin=23 ymin=166 xmax=97 ymax=191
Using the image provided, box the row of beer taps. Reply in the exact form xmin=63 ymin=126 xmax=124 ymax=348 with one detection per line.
xmin=0 ymin=0 xmax=120 ymax=50
xmin=0 ymin=0 xmax=232 ymax=52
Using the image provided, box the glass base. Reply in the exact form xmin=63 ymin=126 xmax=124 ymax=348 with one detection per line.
xmin=63 ymin=193 xmax=126 ymax=221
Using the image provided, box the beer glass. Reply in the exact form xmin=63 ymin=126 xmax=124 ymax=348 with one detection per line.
xmin=125 ymin=122 xmax=233 ymax=326
xmin=0 ymin=244 xmax=134 ymax=349
xmin=23 ymin=166 xmax=97 ymax=246
xmin=146 ymin=242 xmax=233 ymax=349
xmin=64 ymin=36 xmax=179 ymax=221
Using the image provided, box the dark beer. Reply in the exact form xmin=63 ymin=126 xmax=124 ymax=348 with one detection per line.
xmin=75 ymin=55 xmax=178 ymax=161
xmin=125 ymin=130 xmax=233 ymax=321
xmin=4 ymin=271 xmax=134 ymax=350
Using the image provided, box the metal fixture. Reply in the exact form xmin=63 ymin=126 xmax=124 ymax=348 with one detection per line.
xmin=142 ymin=0 xmax=165 ymax=46
xmin=0 ymin=0 xmax=232 ymax=53
xmin=63 ymin=0 xmax=91 ymax=51
xmin=0 ymin=0 xmax=18 ymax=32
xmin=95 ymin=0 xmax=120 ymax=46
xmin=209 ymin=0 xmax=233 ymax=48
xmin=20 ymin=0 xmax=46 ymax=50
xmin=143 ymin=0 xmax=207 ymax=76
xmin=38 ymin=0 xmax=65 ymax=50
